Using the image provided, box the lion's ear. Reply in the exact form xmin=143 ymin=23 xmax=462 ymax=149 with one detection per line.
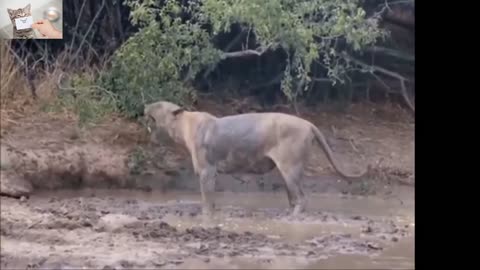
xmin=172 ymin=108 xmax=185 ymax=116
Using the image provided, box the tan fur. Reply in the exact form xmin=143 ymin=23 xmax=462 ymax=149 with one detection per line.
xmin=144 ymin=101 xmax=370 ymax=216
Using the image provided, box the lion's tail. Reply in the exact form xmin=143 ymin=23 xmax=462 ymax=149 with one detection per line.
xmin=310 ymin=125 xmax=369 ymax=179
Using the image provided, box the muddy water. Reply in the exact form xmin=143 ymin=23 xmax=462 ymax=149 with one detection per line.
xmin=305 ymin=236 xmax=415 ymax=269
xmin=1 ymin=189 xmax=414 ymax=269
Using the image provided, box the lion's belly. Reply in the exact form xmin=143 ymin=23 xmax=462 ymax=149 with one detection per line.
xmin=215 ymin=153 xmax=276 ymax=174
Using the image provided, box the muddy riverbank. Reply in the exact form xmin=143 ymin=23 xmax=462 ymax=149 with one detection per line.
xmin=0 ymin=189 xmax=414 ymax=269
xmin=1 ymin=101 xmax=414 ymax=268
xmin=0 ymin=102 xmax=414 ymax=198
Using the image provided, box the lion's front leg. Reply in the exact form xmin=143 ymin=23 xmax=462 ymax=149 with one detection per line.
xmin=193 ymin=147 xmax=217 ymax=217
xmin=199 ymin=166 xmax=217 ymax=217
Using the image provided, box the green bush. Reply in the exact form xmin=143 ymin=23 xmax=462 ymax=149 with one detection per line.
xmin=100 ymin=1 xmax=221 ymax=118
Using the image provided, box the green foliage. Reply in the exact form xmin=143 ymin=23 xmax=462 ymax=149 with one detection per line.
xmin=101 ymin=0 xmax=221 ymax=117
xmin=102 ymin=0 xmax=385 ymax=117
xmin=201 ymin=0 xmax=385 ymax=99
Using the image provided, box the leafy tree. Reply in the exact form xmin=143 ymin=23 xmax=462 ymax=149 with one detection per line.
xmin=102 ymin=0 xmax=385 ymax=117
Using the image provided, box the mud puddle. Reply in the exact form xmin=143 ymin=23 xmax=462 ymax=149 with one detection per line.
xmin=0 ymin=189 xmax=414 ymax=269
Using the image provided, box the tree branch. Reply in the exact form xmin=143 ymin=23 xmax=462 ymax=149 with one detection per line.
xmin=68 ymin=0 xmax=88 ymax=57
xmin=399 ymin=79 xmax=414 ymax=113
xmin=68 ymin=0 xmax=106 ymax=68
xmin=201 ymin=43 xmax=275 ymax=89
xmin=371 ymin=73 xmax=398 ymax=94
xmin=342 ymin=52 xmax=414 ymax=112
xmin=383 ymin=13 xmax=415 ymax=32
xmin=224 ymin=31 xmax=246 ymax=53
xmin=365 ymin=46 xmax=415 ymax=61
xmin=220 ymin=43 xmax=274 ymax=59
xmin=201 ymin=31 xmax=247 ymax=81
xmin=343 ymin=52 xmax=407 ymax=81
xmin=312 ymin=77 xmax=332 ymax=83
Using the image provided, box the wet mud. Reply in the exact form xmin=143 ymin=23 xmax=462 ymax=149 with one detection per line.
xmin=0 ymin=189 xmax=414 ymax=269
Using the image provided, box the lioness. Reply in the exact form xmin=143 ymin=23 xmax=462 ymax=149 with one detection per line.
xmin=144 ymin=101 xmax=370 ymax=216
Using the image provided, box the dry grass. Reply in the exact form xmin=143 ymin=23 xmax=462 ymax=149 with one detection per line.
xmin=0 ymin=41 xmax=120 ymax=137
xmin=0 ymin=47 xmax=133 ymax=152
xmin=1 ymin=40 xmax=32 ymax=133
xmin=0 ymin=41 xmax=23 ymax=105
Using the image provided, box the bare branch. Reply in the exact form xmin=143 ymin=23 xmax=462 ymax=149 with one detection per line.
xmin=68 ymin=0 xmax=88 ymax=56
xmin=201 ymin=43 xmax=275 ymax=88
xmin=365 ymin=46 xmax=415 ymax=61
xmin=202 ymin=30 xmax=246 ymax=80
xmin=383 ymin=13 xmax=415 ymax=31
xmin=115 ymin=2 xmax=125 ymax=41
xmin=246 ymin=26 xmax=253 ymax=49
xmin=68 ymin=0 xmax=106 ymax=68
xmin=342 ymin=52 xmax=414 ymax=112
xmin=342 ymin=52 xmax=408 ymax=81
xmin=224 ymin=31 xmax=246 ymax=53
xmin=220 ymin=43 xmax=274 ymax=59
xmin=385 ymin=0 xmax=414 ymax=6
xmin=6 ymin=46 xmax=25 ymax=66
xmin=221 ymin=49 xmax=262 ymax=58
xmin=371 ymin=73 xmax=398 ymax=94
xmin=311 ymin=77 xmax=332 ymax=83
xmin=399 ymin=79 xmax=414 ymax=113
xmin=84 ymin=39 xmax=101 ymax=60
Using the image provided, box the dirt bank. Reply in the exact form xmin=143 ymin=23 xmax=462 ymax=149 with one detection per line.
xmin=0 ymin=101 xmax=414 ymax=197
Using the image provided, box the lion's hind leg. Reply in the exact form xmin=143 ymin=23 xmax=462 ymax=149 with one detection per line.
xmin=268 ymin=149 xmax=307 ymax=216
xmin=278 ymin=163 xmax=306 ymax=216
